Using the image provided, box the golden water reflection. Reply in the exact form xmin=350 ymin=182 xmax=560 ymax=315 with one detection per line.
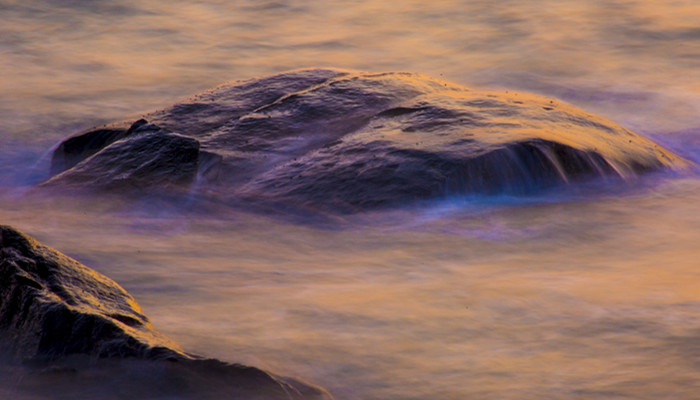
xmin=2 ymin=0 xmax=700 ymax=144
xmin=2 ymin=1 xmax=700 ymax=398
xmin=2 ymin=177 xmax=699 ymax=399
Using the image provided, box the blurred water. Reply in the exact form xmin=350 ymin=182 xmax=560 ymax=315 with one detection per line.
xmin=1 ymin=1 xmax=700 ymax=399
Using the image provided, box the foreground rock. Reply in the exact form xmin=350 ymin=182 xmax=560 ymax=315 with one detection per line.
xmin=0 ymin=225 xmax=330 ymax=400
xmin=44 ymin=68 xmax=690 ymax=212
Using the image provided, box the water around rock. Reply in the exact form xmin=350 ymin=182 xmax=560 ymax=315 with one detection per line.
xmin=0 ymin=225 xmax=330 ymax=400
xmin=44 ymin=69 xmax=690 ymax=212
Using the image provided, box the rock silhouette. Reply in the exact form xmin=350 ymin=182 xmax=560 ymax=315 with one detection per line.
xmin=0 ymin=225 xmax=330 ymax=400
xmin=45 ymin=69 xmax=690 ymax=211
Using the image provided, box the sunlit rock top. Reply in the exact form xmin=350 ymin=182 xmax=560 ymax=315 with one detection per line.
xmin=44 ymin=68 xmax=690 ymax=212
xmin=0 ymin=225 xmax=182 ymax=360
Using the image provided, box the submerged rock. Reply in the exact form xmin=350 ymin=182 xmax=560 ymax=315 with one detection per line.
xmin=45 ymin=68 xmax=690 ymax=211
xmin=0 ymin=225 xmax=330 ymax=400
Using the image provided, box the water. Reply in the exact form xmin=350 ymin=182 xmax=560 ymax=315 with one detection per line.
xmin=1 ymin=1 xmax=700 ymax=399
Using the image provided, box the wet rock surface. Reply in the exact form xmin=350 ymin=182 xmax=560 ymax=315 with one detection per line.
xmin=45 ymin=69 xmax=690 ymax=211
xmin=44 ymin=123 xmax=200 ymax=192
xmin=49 ymin=119 xmax=149 ymax=176
xmin=0 ymin=225 xmax=330 ymax=400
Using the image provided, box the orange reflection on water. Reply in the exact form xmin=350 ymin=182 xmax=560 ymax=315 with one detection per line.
xmin=2 ymin=177 xmax=700 ymax=400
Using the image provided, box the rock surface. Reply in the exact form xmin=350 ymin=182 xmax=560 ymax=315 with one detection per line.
xmin=45 ymin=68 xmax=690 ymax=211
xmin=0 ymin=225 xmax=330 ymax=400
xmin=49 ymin=118 xmax=149 ymax=176
xmin=44 ymin=124 xmax=200 ymax=191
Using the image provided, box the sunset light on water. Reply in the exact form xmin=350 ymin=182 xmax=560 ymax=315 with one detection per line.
xmin=1 ymin=2 xmax=700 ymax=399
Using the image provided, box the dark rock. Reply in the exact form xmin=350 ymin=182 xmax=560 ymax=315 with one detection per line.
xmin=43 ymin=127 xmax=201 ymax=192
xmin=241 ymin=138 xmax=620 ymax=211
xmin=49 ymin=119 xmax=148 ymax=176
xmin=50 ymin=127 xmax=127 ymax=176
xmin=0 ymin=225 xmax=331 ymax=400
xmin=44 ymin=69 xmax=691 ymax=211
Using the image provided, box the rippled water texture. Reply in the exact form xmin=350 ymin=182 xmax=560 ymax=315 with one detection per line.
xmin=1 ymin=1 xmax=700 ymax=399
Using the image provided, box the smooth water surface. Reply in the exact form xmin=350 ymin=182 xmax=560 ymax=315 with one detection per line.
xmin=1 ymin=1 xmax=700 ymax=399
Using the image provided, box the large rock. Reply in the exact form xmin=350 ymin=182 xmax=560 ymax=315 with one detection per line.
xmin=0 ymin=225 xmax=330 ymax=400
xmin=44 ymin=69 xmax=691 ymax=211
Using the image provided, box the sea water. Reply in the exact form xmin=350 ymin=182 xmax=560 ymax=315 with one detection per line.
xmin=1 ymin=1 xmax=700 ymax=399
